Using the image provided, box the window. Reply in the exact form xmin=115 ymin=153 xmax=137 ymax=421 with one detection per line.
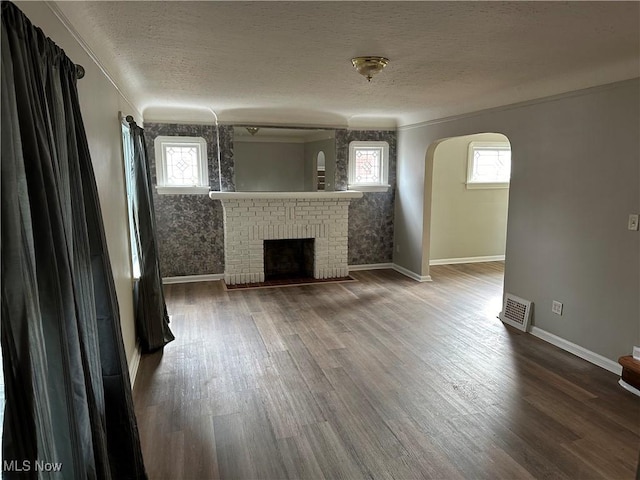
xmin=348 ymin=141 xmax=390 ymax=192
xmin=466 ymin=141 xmax=511 ymax=189
xmin=154 ymin=136 xmax=209 ymax=194
xmin=121 ymin=121 xmax=141 ymax=279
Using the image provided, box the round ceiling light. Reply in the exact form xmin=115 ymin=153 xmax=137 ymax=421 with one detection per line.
xmin=351 ymin=56 xmax=389 ymax=82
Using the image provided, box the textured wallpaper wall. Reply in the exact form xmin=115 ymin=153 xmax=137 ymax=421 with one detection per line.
xmin=336 ymin=129 xmax=397 ymax=265
xmin=145 ymin=123 xmax=397 ymax=276
xmin=144 ymin=122 xmax=233 ymax=276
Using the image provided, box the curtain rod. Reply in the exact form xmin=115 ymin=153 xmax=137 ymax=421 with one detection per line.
xmin=76 ymin=64 xmax=85 ymax=79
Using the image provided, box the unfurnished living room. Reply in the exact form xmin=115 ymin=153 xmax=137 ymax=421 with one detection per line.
xmin=1 ymin=1 xmax=639 ymax=479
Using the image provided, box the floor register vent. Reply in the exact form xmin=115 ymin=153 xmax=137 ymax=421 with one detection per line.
xmin=499 ymin=293 xmax=532 ymax=332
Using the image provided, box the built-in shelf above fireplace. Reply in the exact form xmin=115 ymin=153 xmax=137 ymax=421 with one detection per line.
xmin=210 ymin=190 xmax=363 ymax=285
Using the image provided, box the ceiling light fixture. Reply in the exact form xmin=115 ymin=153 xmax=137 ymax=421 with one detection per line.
xmin=245 ymin=127 xmax=260 ymax=136
xmin=351 ymin=56 xmax=389 ymax=82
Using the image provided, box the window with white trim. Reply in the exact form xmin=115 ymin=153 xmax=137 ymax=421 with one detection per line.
xmin=154 ymin=136 xmax=209 ymax=194
xmin=348 ymin=141 xmax=390 ymax=192
xmin=466 ymin=141 xmax=511 ymax=189
xmin=121 ymin=121 xmax=141 ymax=279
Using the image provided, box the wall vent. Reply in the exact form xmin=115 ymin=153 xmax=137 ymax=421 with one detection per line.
xmin=499 ymin=293 xmax=532 ymax=332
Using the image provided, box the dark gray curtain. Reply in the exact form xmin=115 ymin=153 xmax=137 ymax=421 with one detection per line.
xmin=1 ymin=2 xmax=146 ymax=478
xmin=127 ymin=120 xmax=174 ymax=352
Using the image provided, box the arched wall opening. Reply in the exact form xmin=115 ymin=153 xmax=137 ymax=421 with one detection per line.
xmin=316 ymin=151 xmax=326 ymax=190
xmin=393 ymin=79 xmax=638 ymax=366
xmin=422 ymin=132 xmax=512 ymax=274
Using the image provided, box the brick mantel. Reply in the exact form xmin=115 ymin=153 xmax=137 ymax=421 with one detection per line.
xmin=209 ymin=191 xmax=363 ymax=285
xmin=208 ymin=191 xmax=363 ymax=201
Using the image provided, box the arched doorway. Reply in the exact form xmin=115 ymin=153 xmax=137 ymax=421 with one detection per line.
xmin=425 ymin=132 xmax=511 ymax=268
xmin=316 ymin=151 xmax=326 ymax=190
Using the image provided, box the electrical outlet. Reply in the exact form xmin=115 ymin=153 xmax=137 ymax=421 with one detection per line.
xmin=396 ymin=244 xmax=400 ymax=253
xmin=628 ymin=214 xmax=639 ymax=231
xmin=552 ymin=300 xmax=563 ymax=316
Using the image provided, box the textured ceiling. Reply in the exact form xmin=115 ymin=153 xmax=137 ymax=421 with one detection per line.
xmin=51 ymin=1 xmax=640 ymax=127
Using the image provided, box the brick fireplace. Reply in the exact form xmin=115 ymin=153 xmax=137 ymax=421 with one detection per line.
xmin=209 ymin=191 xmax=363 ymax=285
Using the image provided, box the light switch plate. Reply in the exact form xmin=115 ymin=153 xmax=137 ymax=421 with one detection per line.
xmin=629 ymin=214 xmax=639 ymax=231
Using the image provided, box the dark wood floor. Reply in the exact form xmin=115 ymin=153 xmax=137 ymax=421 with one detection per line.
xmin=133 ymin=263 xmax=640 ymax=479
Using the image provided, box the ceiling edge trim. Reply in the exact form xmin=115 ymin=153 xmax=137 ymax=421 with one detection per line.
xmin=142 ymin=115 xmax=349 ymax=129
xmin=45 ymin=1 xmax=141 ymax=118
xmin=398 ymin=77 xmax=640 ymax=131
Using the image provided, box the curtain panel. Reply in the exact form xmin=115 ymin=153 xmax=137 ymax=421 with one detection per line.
xmin=1 ymin=2 xmax=146 ymax=478
xmin=127 ymin=120 xmax=174 ymax=353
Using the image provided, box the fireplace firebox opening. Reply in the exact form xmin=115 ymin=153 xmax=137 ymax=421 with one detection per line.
xmin=264 ymin=238 xmax=315 ymax=281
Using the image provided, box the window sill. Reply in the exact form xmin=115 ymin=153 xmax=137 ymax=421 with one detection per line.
xmin=347 ymin=184 xmax=390 ymax=193
xmin=465 ymin=182 xmax=509 ymax=190
xmin=156 ymin=186 xmax=210 ymax=195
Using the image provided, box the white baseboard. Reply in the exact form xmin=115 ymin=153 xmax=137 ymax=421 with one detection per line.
xmin=429 ymin=255 xmax=505 ymax=266
xmin=530 ymin=326 xmax=622 ymax=375
xmin=392 ymin=264 xmax=432 ymax=282
xmin=348 ymin=263 xmax=394 ymax=271
xmin=347 ymin=263 xmax=432 ymax=282
xmin=163 ymin=273 xmax=224 ymax=284
xmin=128 ymin=341 xmax=142 ymax=388
xmin=618 ymin=379 xmax=640 ymax=397
xmin=165 ymin=266 xmax=432 ymax=284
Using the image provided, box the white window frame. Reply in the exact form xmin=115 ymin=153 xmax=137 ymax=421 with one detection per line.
xmin=121 ymin=121 xmax=141 ymax=279
xmin=466 ymin=141 xmax=511 ymax=189
xmin=348 ymin=141 xmax=390 ymax=192
xmin=154 ymin=136 xmax=209 ymax=194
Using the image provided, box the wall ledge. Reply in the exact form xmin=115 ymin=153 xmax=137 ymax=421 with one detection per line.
xmin=209 ymin=190 xmax=363 ymax=200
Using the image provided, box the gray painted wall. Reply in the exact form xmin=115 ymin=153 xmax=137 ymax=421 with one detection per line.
xmin=430 ymin=133 xmax=509 ymax=261
xmin=395 ymin=79 xmax=640 ymax=361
